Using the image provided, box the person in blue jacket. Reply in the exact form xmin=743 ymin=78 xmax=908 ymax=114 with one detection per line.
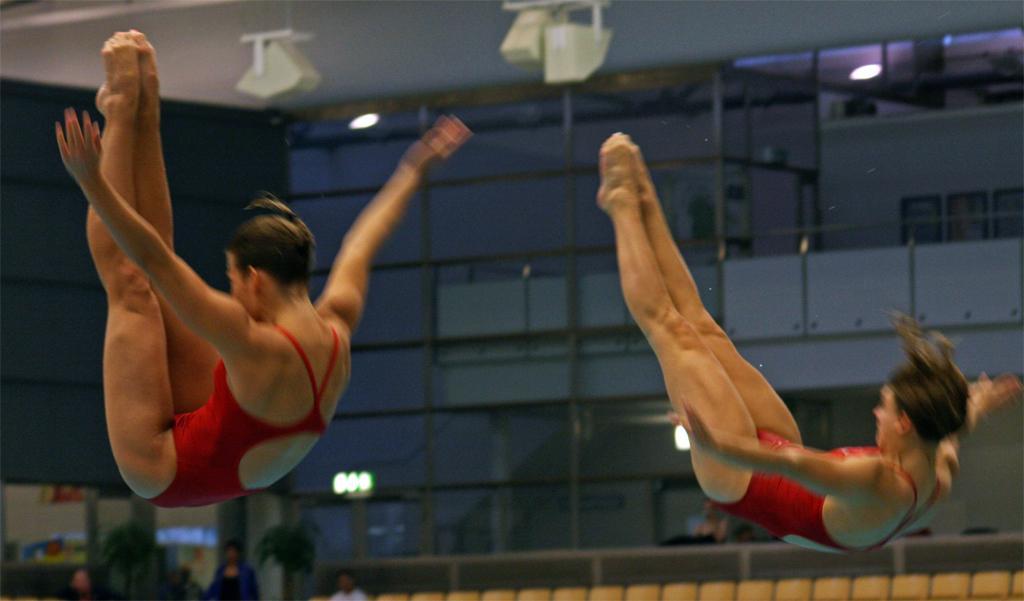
xmin=205 ymin=540 xmax=259 ymax=601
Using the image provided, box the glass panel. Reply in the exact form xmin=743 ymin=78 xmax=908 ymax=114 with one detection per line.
xmin=507 ymin=485 xmax=571 ymax=551
xmin=576 ymin=164 xmax=723 ymax=251
xmin=429 ymin=100 xmax=565 ymax=181
xmin=749 ymin=167 xmax=802 ymax=256
xmin=575 ymin=173 xmax=610 ymax=248
xmin=293 ymin=416 xmax=426 ymax=492
xmin=733 ymin=51 xmax=814 ymax=79
xmin=654 ymin=480 xmax=728 ymax=545
xmin=818 ymin=44 xmax=884 ymax=87
xmin=578 ymin=401 xmax=683 ymax=479
xmin=748 ymin=101 xmax=817 ymax=171
xmin=433 ymin=489 xmax=497 ymax=555
xmin=155 ymin=503 xmax=219 ymax=589
xmin=576 ymin=253 xmax=627 ymax=329
xmin=342 ymin=348 xmax=425 ymax=413
xmin=884 ymin=40 xmax=919 ymax=85
xmin=434 ymin=484 xmax=570 ymax=554
xmin=348 ymin=268 xmax=423 ymax=345
xmin=287 ymin=110 xmax=422 ymax=193
xmin=433 ymin=340 xmax=570 ymax=406
xmin=572 ymin=87 xmax=715 ymax=166
xmin=946 ymin=191 xmax=989 ymax=241
xmin=943 ymin=29 xmax=1024 ymax=78
xmin=433 ymin=405 xmax=570 ymax=485
xmin=429 ymin=176 xmax=566 ymax=259
xmin=579 ymin=481 xmax=657 ymax=549
xmin=367 ymin=500 xmax=421 ymax=557
xmin=304 ymin=504 xmax=354 ymax=561
xmin=436 ymin=257 xmax=566 ymax=338
xmin=993 ymin=188 xmax=1023 ymax=238
xmin=294 ymin=192 xmax=423 ymax=267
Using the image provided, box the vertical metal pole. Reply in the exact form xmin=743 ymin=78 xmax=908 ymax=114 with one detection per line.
xmin=812 ymin=49 xmax=824 ymax=251
xmin=563 ymin=86 xmax=581 ymax=549
xmin=881 ymin=41 xmax=890 ymax=89
xmin=419 ymin=104 xmax=437 ymax=555
xmin=743 ymin=81 xmax=754 ymax=256
xmin=909 ymin=236 xmax=917 ymax=321
xmin=712 ymin=69 xmax=727 ymax=323
xmin=0 ymin=481 xmax=6 ymax=562
xmin=352 ymin=499 xmax=368 ymax=559
xmin=84 ymin=488 xmax=99 ymax=567
xmin=492 ymin=414 xmax=510 ymax=553
xmin=129 ymin=495 xmax=158 ymax=600
xmin=796 ymin=159 xmax=806 ymax=253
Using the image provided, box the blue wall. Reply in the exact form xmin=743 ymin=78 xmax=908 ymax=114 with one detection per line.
xmin=287 ymin=92 xmax=1022 ymax=557
xmin=0 ymin=80 xmax=289 ymax=485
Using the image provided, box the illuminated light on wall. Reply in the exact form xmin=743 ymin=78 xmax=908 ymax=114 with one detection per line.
xmin=333 ymin=471 xmax=375 ymax=496
xmin=850 ymin=64 xmax=882 ymax=80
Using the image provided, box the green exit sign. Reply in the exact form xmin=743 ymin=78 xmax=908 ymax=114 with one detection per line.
xmin=333 ymin=471 xmax=374 ymax=496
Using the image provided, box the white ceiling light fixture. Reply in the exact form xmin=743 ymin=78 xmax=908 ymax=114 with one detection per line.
xmin=849 ymin=63 xmax=883 ymax=81
xmin=349 ymin=113 xmax=380 ymax=130
xmin=500 ymin=8 xmax=552 ymax=71
xmin=236 ymin=28 xmax=321 ymax=101
xmin=502 ymin=0 xmax=612 ymax=84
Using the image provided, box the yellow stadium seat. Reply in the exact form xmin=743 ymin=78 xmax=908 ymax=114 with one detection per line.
xmin=892 ymin=575 xmax=930 ymax=601
xmin=851 ymin=575 xmax=891 ymax=601
xmin=483 ymin=591 xmax=516 ymax=601
xmin=411 ymin=594 xmax=445 ymax=601
xmin=814 ymin=577 xmax=852 ymax=601
xmin=448 ymin=593 xmax=481 ymax=601
xmin=589 ymin=586 xmax=624 ymax=601
xmin=519 ymin=590 xmax=553 ymax=601
xmin=378 ymin=595 xmax=411 ymax=601
xmin=777 ymin=579 xmax=813 ymax=601
xmin=624 ymin=584 xmax=661 ymax=601
xmin=553 ymin=588 xmax=587 ymax=601
xmin=738 ymin=580 xmax=776 ymax=601
xmin=663 ymin=582 xmax=698 ymax=601
xmin=931 ymin=573 xmax=970 ymax=600
xmin=971 ymin=571 xmax=1011 ymax=600
xmin=699 ymin=581 xmax=737 ymax=601
xmin=1012 ymin=571 xmax=1024 ymax=600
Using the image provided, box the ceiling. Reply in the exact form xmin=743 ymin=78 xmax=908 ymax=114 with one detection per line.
xmin=1 ymin=0 xmax=1021 ymax=113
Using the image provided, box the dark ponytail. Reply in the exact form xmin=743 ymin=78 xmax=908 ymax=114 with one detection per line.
xmin=226 ymin=194 xmax=315 ymax=285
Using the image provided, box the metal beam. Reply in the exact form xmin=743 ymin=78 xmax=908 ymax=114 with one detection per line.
xmin=0 ymin=0 xmax=241 ymax=31
xmin=291 ymin=64 xmax=721 ymax=122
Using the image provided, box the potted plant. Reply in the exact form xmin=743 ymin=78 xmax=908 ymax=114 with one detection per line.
xmin=256 ymin=523 xmax=316 ymax=600
xmin=101 ymin=520 xmax=156 ymax=599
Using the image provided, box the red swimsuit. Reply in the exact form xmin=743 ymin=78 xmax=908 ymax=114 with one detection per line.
xmin=150 ymin=325 xmax=339 ymax=508
xmin=712 ymin=430 xmax=942 ymax=552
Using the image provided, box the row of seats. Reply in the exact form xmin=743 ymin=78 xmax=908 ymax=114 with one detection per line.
xmin=329 ymin=570 xmax=1024 ymax=601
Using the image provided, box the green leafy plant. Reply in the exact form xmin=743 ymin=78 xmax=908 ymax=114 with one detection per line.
xmin=101 ymin=520 xmax=156 ymax=599
xmin=256 ymin=523 xmax=315 ymax=600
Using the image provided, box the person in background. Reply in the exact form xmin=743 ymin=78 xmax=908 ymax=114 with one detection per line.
xmin=328 ymin=571 xmax=368 ymax=601
xmin=161 ymin=566 xmax=203 ymax=600
xmin=688 ymin=499 xmax=729 ymax=543
xmin=731 ymin=524 xmax=756 ymax=543
xmin=58 ymin=568 xmax=123 ymax=601
xmin=204 ymin=540 xmax=258 ymax=601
